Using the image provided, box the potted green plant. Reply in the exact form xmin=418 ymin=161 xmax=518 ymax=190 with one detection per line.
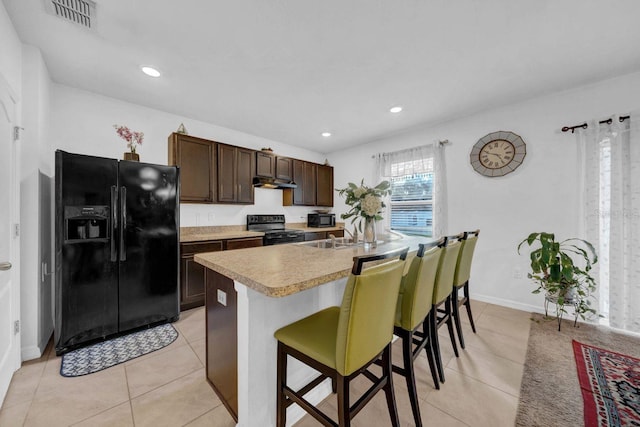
xmin=517 ymin=232 xmax=598 ymax=329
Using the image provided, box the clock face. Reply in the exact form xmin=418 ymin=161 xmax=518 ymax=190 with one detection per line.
xmin=479 ymin=139 xmax=515 ymax=169
xmin=470 ymin=131 xmax=526 ymax=177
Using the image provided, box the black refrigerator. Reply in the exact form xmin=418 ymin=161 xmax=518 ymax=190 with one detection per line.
xmin=55 ymin=150 xmax=180 ymax=355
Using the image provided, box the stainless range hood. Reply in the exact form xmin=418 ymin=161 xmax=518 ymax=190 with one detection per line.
xmin=252 ymin=176 xmax=297 ymax=189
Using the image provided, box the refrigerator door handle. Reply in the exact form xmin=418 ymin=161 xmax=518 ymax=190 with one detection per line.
xmin=110 ymin=185 xmax=118 ymax=262
xmin=120 ymin=186 xmax=127 ymax=261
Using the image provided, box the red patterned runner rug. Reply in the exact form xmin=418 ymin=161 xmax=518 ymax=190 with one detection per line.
xmin=572 ymin=340 xmax=640 ymax=426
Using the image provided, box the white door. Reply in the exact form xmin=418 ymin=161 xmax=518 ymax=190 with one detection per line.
xmin=0 ymin=75 xmax=20 ymax=406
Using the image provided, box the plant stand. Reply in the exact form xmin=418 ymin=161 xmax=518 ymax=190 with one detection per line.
xmin=544 ymin=294 xmax=579 ymax=331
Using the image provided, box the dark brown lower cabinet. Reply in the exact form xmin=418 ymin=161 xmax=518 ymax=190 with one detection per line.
xmin=180 ymin=237 xmax=262 ymax=311
xmin=206 ymin=270 xmax=238 ymax=421
xmin=180 ymin=241 xmax=223 ymax=311
xmin=224 ymin=237 xmax=263 ymax=250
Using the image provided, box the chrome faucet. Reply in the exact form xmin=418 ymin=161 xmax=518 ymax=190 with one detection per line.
xmin=342 ymin=227 xmax=358 ymax=243
xmin=329 ymin=233 xmax=336 ymax=247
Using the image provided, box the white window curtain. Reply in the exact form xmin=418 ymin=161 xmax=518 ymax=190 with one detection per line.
xmin=576 ymin=114 xmax=640 ymax=333
xmin=375 ymin=142 xmax=448 ymax=237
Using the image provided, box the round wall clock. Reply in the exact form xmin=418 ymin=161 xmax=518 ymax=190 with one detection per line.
xmin=470 ymin=131 xmax=526 ymax=177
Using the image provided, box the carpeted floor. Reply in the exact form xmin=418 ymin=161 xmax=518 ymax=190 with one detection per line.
xmin=515 ymin=313 xmax=640 ymax=427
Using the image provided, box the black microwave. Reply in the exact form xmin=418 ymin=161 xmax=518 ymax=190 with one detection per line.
xmin=307 ymin=213 xmax=335 ymax=228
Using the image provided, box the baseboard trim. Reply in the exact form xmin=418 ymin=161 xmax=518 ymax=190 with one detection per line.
xmin=472 ymin=294 xmax=546 ymax=315
xmin=21 ymin=345 xmax=42 ymax=361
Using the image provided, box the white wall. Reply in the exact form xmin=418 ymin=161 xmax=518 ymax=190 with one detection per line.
xmin=328 ymin=71 xmax=640 ymax=312
xmin=0 ymin=2 xmax=21 ymax=97
xmin=50 ymin=84 xmax=329 ymax=226
xmin=20 ymin=45 xmax=53 ymax=360
xmin=0 ymin=0 xmax=23 ymax=402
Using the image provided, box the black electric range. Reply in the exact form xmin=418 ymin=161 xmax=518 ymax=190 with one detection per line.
xmin=247 ymin=214 xmax=305 ymax=245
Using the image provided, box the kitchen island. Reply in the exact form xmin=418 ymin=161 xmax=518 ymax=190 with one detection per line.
xmin=195 ymin=234 xmax=424 ymax=427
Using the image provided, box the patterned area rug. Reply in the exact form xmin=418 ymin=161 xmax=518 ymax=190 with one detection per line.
xmin=61 ymin=323 xmax=178 ymax=377
xmin=573 ymin=340 xmax=640 ymax=426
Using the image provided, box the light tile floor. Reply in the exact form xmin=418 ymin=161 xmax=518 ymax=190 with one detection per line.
xmin=0 ymin=301 xmax=531 ymax=426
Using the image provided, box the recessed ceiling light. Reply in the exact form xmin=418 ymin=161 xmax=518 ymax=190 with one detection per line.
xmin=321 ymin=132 xmax=332 ymax=137
xmin=389 ymin=106 xmax=403 ymax=113
xmin=141 ymin=66 xmax=161 ymax=77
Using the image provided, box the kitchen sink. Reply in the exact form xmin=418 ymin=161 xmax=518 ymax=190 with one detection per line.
xmin=301 ymin=237 xmax=357 ymax=249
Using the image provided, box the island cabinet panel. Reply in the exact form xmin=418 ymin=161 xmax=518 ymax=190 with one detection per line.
xmin=206 ymin=270 xmax=238 ymax=422
xmin=180 ymin=241 xmax=223 ymax=311
xmin=168 ymin=133 xmax=216 ymax=203
xmin=275 ymin=156 xmax=292 ymax=181
xmin=316 ymin=164 xmax=334 ymax=207
xmin=217 ymin=144 xmax=255 ymax=204
xmin=255 ymin=151 xmax=275 ymax=178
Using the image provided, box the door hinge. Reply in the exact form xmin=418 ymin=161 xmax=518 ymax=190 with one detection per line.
xmin=13 ymin=126 xmax=23 ymax=141
xmin=14 ymin=320 xmax=20 ymax=334
xmin=13 ymin=223 xmax=20 ymax=238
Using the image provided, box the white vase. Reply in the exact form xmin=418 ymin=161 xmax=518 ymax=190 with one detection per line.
xmin=363 ymin=217 xmax=377 ymax=249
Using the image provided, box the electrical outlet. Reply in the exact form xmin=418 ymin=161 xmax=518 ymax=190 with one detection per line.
xmin=208 ymin=213 xmax=215 ymax=224
xmin=513 ymin=269 xmax=524 ymax=279
xmin=217 ymin=289 xmax=227 ymax=306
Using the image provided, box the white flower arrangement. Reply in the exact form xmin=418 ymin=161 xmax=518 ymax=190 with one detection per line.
xmin=336 ymin=180 xmax=391 ymax=228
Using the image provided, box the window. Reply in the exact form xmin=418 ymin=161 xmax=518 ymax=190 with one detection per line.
xmin=389 ymin=173 xmax=433 ymax=236
xmin=376 ymin=143 xmax=446 ymax=238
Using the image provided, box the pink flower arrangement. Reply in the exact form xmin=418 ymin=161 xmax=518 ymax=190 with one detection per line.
xmin=113 ymin=124 xmax=144 ymax=153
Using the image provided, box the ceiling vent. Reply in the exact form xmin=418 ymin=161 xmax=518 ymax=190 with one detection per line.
xmin=47 ymin=0 xmax=96 ymax=28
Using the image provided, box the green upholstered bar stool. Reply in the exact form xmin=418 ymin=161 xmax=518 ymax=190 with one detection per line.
xmin=428 ymin=235 xmax=463 ymax=383
xmin=451 ymin=230 xmax=480 ymax=349
xmin=392 ymin=238 xmax=445 ymax=427
xmin=274 ymin=247 xmax=409 ymax=427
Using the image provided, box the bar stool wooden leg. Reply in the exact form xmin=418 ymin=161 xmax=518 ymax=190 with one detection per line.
xmin=452 ymin=288 xmax=466 ymax=349
xmin=337 ymin=375 xmax=350 ymax=427
xmin=428 ymin=309 xmax=445 ymax=383
xmin=382 ymin=344 xmax=401 ymax=427
xmin=276 ymin=342 xmax=287 ymax=427
xmin=422 ymin=318 xmax=440 ymax=390
xmin=445 ymin=297 xmax=459 ymax=358
xmin=402 ymin=330 xmax=422 ymax=427
xmin=464 ymin=282 xmax=477 ymax=333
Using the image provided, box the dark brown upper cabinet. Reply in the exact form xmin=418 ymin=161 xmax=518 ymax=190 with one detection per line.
xmin=284 ymin=160 xmax=317 ymax=206
xmin=255 ymin=151 xmax=275 ymax=178
xmin=168 ymin=133 xmax=216 ymax=203
xmin=316 ymin=164 xmax=334 ymax=207
xmin=275 ymin=157 xmax=292 ymax=181
xmin=217 ymin=144 xmax=255 ymax=204
xmin=303 ymin=162 xmax=317 ymax=206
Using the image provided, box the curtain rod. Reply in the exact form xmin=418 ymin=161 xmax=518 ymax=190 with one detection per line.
xmin=370 ymin=140 xmax=450 ymax=159
xmin=562 ymin=115 xmax=630 ymax=134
